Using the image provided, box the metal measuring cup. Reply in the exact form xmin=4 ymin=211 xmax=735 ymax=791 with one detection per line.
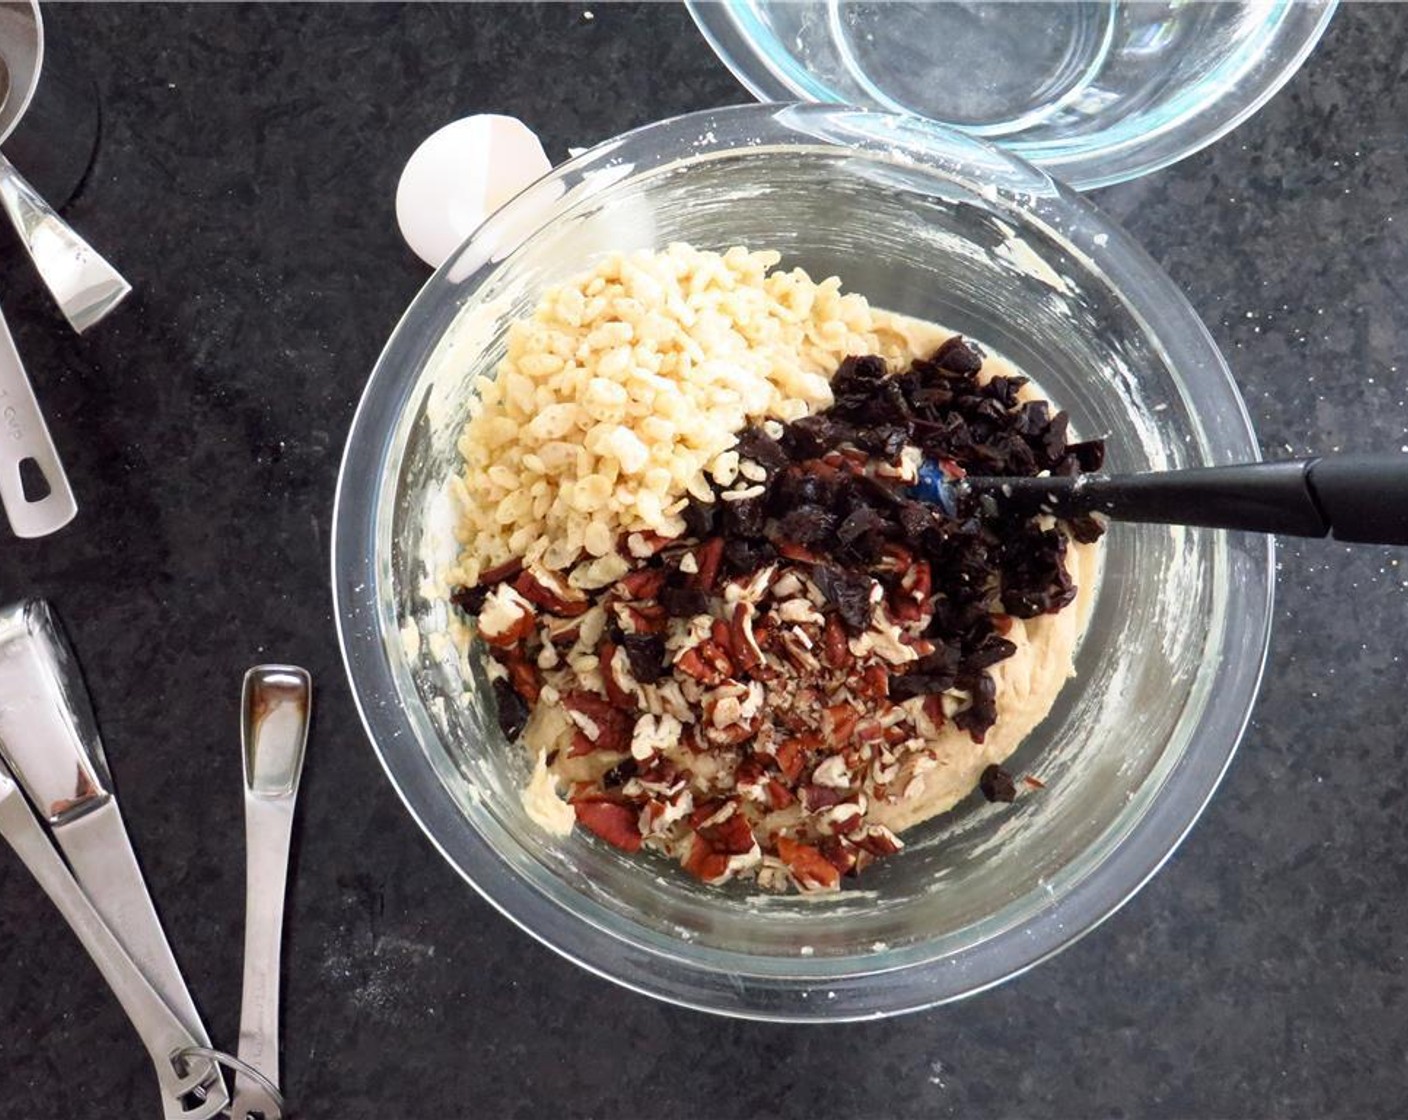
xmin=0 ymin=1 xmax=134 ymax=537
xmin=0 ymin=1 xmax=130 ymax=332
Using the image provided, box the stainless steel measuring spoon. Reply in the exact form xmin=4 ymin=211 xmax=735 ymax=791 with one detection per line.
xmin=232 ymin=665 xmax=311 ymax=1120
xmin=0 ymin=601 xmax=215 ymax=1049
xmin=0 ymin=758 xmax=226 ymax=1119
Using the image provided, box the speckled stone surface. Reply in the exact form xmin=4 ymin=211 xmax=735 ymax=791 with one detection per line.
xmin=0 ymin=4 xmax=1404 ymax=1117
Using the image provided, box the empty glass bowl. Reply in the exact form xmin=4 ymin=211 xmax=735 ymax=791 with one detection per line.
xmin=688 ymin=0 xmax=1338 ymax=190
xmin=333 ymin=104 xmax=1272 ymax=1020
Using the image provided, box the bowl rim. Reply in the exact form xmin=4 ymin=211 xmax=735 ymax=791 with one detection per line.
xmin=684 ymin=0 xmax=1338 ymax=191
xmin=332 ymin=102 xmax=1275 ymax=1021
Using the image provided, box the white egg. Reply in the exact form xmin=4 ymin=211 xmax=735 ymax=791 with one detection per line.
xmin=395 ymin=114 xmax=554 ymax=269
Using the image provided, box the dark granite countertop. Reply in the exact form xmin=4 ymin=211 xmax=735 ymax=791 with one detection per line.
xmin=0 ymin=4 xmax=1404 ymax=1117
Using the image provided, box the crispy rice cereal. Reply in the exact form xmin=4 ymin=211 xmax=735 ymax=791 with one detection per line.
xmin=448 ymin=244 xmax=918 ymax=588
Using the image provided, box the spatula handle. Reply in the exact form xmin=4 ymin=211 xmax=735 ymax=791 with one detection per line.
xmin=1304 ymin=454 xmax=1408 ymax=544
xmin=964 ymin=455 xmax=1408 ymax=545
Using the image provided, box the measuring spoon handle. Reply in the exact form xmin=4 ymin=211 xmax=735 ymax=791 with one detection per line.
xmin=0 ymin=306 xmax=75 ymax=537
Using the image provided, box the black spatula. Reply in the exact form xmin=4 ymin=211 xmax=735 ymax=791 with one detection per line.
xmin=914 ymin=454 xmax=1408 ymax=545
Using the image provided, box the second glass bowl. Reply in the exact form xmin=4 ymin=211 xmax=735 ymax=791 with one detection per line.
xmin=688 ymin=0 xmax=1338 ymax=190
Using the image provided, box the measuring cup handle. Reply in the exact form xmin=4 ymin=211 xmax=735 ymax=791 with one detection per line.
xmin=0 ymin=307 xmax=76 ymax=537
xmin=0 ymin=154 xmax=131 ymax=334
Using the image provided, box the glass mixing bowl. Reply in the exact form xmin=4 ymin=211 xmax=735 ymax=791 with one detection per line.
xmin=333 ymin=103 xmax=1272 ymax=1020
xmin=688 ymin=0 xmax=1337 ymax=190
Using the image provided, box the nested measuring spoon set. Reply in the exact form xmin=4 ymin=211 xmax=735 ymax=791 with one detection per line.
xmin=0 ymin=602 xmax=309 ymax=1119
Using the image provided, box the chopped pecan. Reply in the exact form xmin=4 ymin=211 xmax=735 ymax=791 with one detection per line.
xmin=640 ymin=787 xmax=693 ymax=836
xmin=618 ymin=567 xmax=667 ymax=601
xmin=618 ymin=602 xmax=669 ymax=635
xmin=509 ymin=662 xmax=540 ymax=706
xmin=794 ymin=456 xmax=844 ymax=482
xmin=690 ymin=538 xmax=725 ymax=592
xmin=819 ymin=837 xmax=857 ymax=876
xmin=567 ymin=780 xmax=607 ymax=803
xmin=562 ymin=691 xmax=632 ymax=752
xmin=882 ymin=723 xmax=910 ymax=746
xmin=544 ymin=616 xmax=583 ymax=646
xmin=822 ymin=614 xmax=851 ymax=670
xmin=568 ymin=729 xmax=596 ymax=758
xmin=682 ymin=834 xmax=732 ymax=884
xmin=776 ymin=836 xmax=840 ymax=891
xmin=822 ymin=702 xmax=859 ymax=744
xmin=777 ymin=629 xmax=821 ymax=674
xmin=766 ymin=779 xmax=796 ymax=810
xmin=630 ymin=712 xmax=683 ymax=761
xmin=821 ymin=801 xmax=865 ymax=836
xmin=853 ymin=664 xmax=889 ymax=701
xmin=854 ymin=717 xmax=885 ymax=744
xmin=689 ymin=797 xmax=733 ymax=831
xmin=477 ymin=584 xmax=537 ymax=648
xmin=922 ymin=694 xmax=946 ymax=730
xmin=710 ymin=618 xmax=735 ymax=656
xmin=810 ymin=753 xmax=852 ymax=789
xmin=630 ymin=756 xmax=680 ymax=790
xmin=901 ymin=636 xmax=936 ymax=657
xmin=800 ymin=784 xmax=847 ymax=813
xmin=497 ymin=649 xmax=541 ymax=704
xmin=675 ymin=640 xmax=733 ymax=686
xmin=890 ymin=598 xmax=926 ymax=625
xmin=478 ymin=557 xmax=525 ymax=586
xmin=877 ymin=544 xmax=915 ymax=574
xmin=750 ymin=613 xmax=779 ymax=652
xmin=704 ymin=720 xmax=757 ymax=748
xmin=903 ymin=558 xmax=932 ymax=600
xmin=698 ymin=811 xmax=756 ymax=856
xmin=774 ymin=540 xmax=821 ymax=564
xmin=639 ymin=799 xmax=668 ymax=834
xmin=725 ymin=564 xmax=778 ymax=605
xmin=598 ymin=642 xmax=637 ymax=709
xmin=574 ymin=801 xmax=642 ymax=853
xmin=851 ymin=823 xmax=903 ymax=857
xmin=734 ymin=756 xmax=768 ymax=794
xmin=625 ymin=530 xmax=675 ymax=558
xmin=513 ymin=568 xmax=589 ymax=617
xmin=772 ymin=734 xmax=817 ymax=781
xmin=729 ymin=602 xmax=765 ymax=674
